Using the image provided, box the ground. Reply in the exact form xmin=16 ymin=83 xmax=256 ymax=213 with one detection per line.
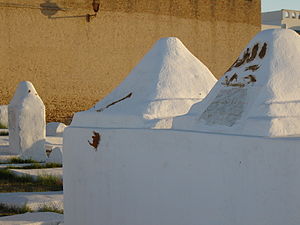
xmin=0 ymin=134 xmax=64 ymax=224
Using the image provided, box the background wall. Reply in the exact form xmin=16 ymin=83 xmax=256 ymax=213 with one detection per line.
xmin=0 ymin=0 xmax=261 ymax=123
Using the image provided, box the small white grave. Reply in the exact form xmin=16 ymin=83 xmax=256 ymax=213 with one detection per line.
xmin=8 ymin=81 xmax=46 ymax=161
xmin=0 ymin=212 xmax=64 ymax=225
xmin=46 ymin=147 xmax=63 ymax=164
xmin=173 ymin=29 xmax=300 ymax=137
xmin=46 ymin=122 xmax=67 ymax=137
xmin=71 ymin=37 xmax=216 ymax=129
xmin=0 ymin=105 xmax=8 ymax=128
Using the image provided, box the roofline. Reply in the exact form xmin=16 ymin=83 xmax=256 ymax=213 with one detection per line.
xmin=262 ymin=9 xmax=300 ymax=13
xmin=281 ymin=9 xmax=300 ymax=12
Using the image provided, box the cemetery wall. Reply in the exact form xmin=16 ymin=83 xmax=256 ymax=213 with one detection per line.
xmin=0 ymin=0 xmax=261 ymax=122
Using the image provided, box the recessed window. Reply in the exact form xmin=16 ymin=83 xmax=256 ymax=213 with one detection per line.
xmin=298 ymin=14 xmax=300 ymax=19
xmin=284 ymin=11 xmax=290 ymax=18
xmin=292 ymin=12 xmax=296 ymax=18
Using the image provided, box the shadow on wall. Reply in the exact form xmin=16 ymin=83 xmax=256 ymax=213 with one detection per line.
xmin=40 ymin=0 xmax=62 ymax=18
xmin=39 ymin=0 xmax=97 ymax=22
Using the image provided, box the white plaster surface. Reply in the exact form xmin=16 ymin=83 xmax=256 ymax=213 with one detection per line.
xmin=1 ymin=136 xmax=62 ymax=148
xmin=45 ymin=137 xmax=63 ymax=149
xmin=64 ymin=127 xmax=300 ymax=225
xmin=46 ymin=147 xmax=63 ymax=164
xmin=173 ymin=29 xmax=300 ymax=137
xmin=8 ymin=81 xmax=46 ymax=161
xmin=0 ymin=212 xmax=63 ymax=225
xmin=46 ymin=123 xmax=67 ymax=137
xmin=0 ymin=155 xmax=18 ymax=163
xmin=0 ymin=191 xmax=63 ymax=211
xmin=0 ymin=105 xmax=8 ymax=128
xmin=0 ymin=135 xmax=11 ymax=156
xmin=71 ymin=37 xmax=216 ymax=129
xmin=0 ymin=163 xmax=33 ymax=169
xmin=10 ymin=168 xmax=63 ymax=180
xmin=0 ymin=128 xmax=8 ymax=133
xmin=0 ymin=136 xmax=62 ymax=161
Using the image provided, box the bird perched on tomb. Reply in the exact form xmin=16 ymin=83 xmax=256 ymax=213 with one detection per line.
xmin=244 ymin=75 xmax=257 ymax=84
xmin=88 ymin=131 xmax=101 ymax=150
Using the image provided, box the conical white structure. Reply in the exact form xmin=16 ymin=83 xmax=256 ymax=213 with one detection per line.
xmin=72 ymin=37 xmax=216 ymax=129
xmin=173 ymin=29 xmax=300 ymax=137
xmin=8 ymin=81 xmax=46 ymax=161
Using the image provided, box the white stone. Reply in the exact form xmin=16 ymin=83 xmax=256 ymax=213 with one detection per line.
xmin=46 ymin=147 xmax=63 ymax=164
xmin=0 ymin=191 xmax=63 ymax=211
xmin=173 ymin=29 xmax=300 ymax=137
xmin=8 ymin=81 xmax=46 ymax=161
xmin=10 ymin=168 xmax=63 ymax=180
xmin=0 ymin=105 xmax=8 ymax=128
xmin=46 ymin=122 xmax=67 ymax=137
xmin=0 ymin=212 xmax=64 ymax=225
xmin=71 ymin=37 xmax=216 ymax=129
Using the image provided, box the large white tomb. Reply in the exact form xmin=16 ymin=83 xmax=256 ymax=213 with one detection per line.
xmin=8 ymin=81 xmax=46 ymax=161
xmin=173 ymin=29 xmax=300 ymax=137
xmin=71 ymin=37 xmax=216 ymax=129
xmin=64 ymin=30 xmax=300 ymax=225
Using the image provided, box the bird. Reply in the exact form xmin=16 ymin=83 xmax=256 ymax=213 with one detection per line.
xmin=88 ymin=131 xmax=101 ymax=150
xmin=244 ymin=75 xmax=257 ymax=84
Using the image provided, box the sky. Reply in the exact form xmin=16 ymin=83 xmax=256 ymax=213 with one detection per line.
xmin=262 ymin=0 xmax=300 ymax=12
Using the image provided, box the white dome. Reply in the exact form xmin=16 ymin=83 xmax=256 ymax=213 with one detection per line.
xmin=72 ymin=37 xmax=216 ymax=129
xmin=173 ymin=29 xmax=300 ymax=137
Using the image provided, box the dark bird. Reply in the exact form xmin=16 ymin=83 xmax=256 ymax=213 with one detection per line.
xmin=88 ymin=131 xmax=101 ymax=150
xmin=259 ymin=43 xmax=268 ymax=59
xmin=244 ymin=75 xmax=257 ymax=84
xmin=245 ymin=64 xmax=260 ymax=72
xmin=247 ymin=43 xmax=259 ymax=62
xmin=229 ymin=73 xmax=238 ymax=83
xmin=235 ymin=48 xmax=250 ymax=67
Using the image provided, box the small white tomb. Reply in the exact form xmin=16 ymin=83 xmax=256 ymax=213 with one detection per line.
xmin=8 ymin=81 xmax=46 ymax=161
xmin=46 ymin=147 xmax=63 ymax=164
xmin=46 ymin=122 xmax=67 ymax=137
xmin=0 ymin=105 xmax=8 ymax=128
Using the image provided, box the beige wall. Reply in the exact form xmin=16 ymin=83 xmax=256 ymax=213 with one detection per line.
xmin=262 ymin=9 xmax=300 ymax=30
xmin=281 ymin=10 xmax=300 ymax=28
xmin=0 ymin=0 xmax=261 ymax=123
xmin=261 ymin=24 xmax=281 ymax=30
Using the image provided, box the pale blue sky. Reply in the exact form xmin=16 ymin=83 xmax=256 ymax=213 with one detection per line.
xmin=262 ymin=0 xmax=300 ymax=12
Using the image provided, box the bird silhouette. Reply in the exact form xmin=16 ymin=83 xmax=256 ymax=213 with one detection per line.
xmin=88 ymin=131 xmax=101 ymax=150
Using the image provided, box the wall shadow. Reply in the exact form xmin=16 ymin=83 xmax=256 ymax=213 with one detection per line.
xmin=40 ymin=0 xmax=63 ymax=18
xmin=40 ymin=0 xmax=95 ymax=22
